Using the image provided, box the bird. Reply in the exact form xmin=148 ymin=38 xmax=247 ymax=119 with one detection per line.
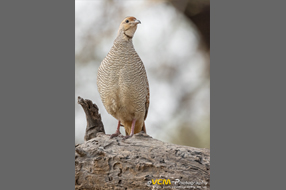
xmin=97 ymin=16 xmax=149 ymax=140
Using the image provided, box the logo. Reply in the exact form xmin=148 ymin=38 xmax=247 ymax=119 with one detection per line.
xmin=147 ymin=179 xmax=208 ymax=188
xmin=150 ymin=179 xmax=171 ymax=185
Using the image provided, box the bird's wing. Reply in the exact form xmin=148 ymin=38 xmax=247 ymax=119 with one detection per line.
xmin=144 ymin=79 xmax=150 ymax=120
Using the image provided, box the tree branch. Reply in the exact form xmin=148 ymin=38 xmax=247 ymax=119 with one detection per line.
xmin=78 ymin=96 xmax=105 ymax=141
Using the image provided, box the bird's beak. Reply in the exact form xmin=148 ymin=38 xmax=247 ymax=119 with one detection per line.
xmin=134 ymin=19 xmax=141 ymax=24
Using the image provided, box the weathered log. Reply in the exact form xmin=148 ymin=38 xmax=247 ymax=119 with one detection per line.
xmin=76 ymin=97 xmax=210 ymax=190
xmin=78 ymin=96 xmax=105 ymax=141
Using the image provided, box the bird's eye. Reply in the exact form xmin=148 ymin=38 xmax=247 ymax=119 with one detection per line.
xmin=125 ymin=20 xmax=129 ymax=23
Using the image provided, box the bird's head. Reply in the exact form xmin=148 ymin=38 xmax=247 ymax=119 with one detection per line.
xmin=117 ymin=16 xmax=141 ymax=40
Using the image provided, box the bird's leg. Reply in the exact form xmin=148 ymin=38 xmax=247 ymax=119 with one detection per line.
xmin=123 ymin=119 xmax=136 ymax=140
xmin=110 ymin=120 xmax=121 ymax=139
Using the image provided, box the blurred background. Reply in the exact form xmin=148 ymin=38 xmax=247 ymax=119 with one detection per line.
xmin=75 ymin=0 xmax=210 ymax=148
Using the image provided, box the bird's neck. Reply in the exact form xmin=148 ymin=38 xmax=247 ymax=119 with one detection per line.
xmin=115 ymin=29 xmax=133 ymax=43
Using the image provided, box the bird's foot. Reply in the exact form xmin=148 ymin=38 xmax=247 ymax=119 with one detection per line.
xmin=122 ymin=134 xmax=134 ymax=140
xmin=110 ymin=132 xmax=121 ymax=139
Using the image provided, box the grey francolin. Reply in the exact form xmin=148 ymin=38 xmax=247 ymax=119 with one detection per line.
xmin=97 ymin=16 xmax=149 ymax=139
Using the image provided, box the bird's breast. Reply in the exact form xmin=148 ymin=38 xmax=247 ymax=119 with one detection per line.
xmin=97 ymin=44 xmax=148 ymax=120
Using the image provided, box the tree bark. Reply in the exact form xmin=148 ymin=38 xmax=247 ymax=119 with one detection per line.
xmin=76 ymin=97 xmax=210 ymax=190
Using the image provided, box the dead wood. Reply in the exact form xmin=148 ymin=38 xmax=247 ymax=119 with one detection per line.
xmin=78 ymin=96 xmax=105 ymax=141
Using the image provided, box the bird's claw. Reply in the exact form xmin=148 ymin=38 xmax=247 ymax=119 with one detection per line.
xmin=122 ymin=134 xmax=133 ymax=140
xmin=110 ymin=132 xmax=121 ymax=139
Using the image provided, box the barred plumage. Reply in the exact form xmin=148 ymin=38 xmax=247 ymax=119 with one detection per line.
xmin=97 ymin=17 xmax=149 ymax=138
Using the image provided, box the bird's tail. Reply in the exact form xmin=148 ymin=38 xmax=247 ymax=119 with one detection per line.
xmin=124 ymin=121 xmax=146 ymax=135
